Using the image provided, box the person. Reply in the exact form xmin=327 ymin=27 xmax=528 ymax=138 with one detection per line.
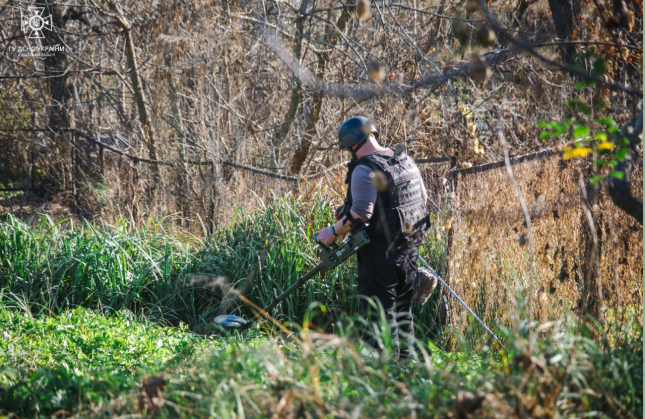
xmin=315 ymin=116 xmax=430 ymax=359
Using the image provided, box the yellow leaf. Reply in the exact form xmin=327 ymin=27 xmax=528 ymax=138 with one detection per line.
xmin=562 ymin=147 xmax=574 ymax=159
xmin=563 ymin=147 xmax=592 ymax=159
xmin=571 ymin=147 xmax=592 ymax=157
xmin=473 ymin=138 xmax=484 ymax=154
xmin=597 ymin=141 xmax=614 ymax=151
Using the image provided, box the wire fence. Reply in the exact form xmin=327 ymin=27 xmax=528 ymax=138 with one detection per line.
xmin=445 ymin=151 xmax=643 ymax=343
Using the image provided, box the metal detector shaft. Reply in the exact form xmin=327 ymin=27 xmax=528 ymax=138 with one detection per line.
xmin=418 ymin=256 xmax=502 ymax=345
xmin=215 ymin=230 xmax=370 ymax=331
xmin=261 ymin=262 xmax=325 ymax=316
xmin=221 ymin=262 xmax=326 ymax=331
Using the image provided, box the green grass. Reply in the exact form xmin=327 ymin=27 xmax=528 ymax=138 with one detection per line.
xmin=0 ymin=307 xmax=640 ymax=418
xmin=0 ymin=307 xmax=213 ymax=415
xmin=0 ymin=192 xmax=448 ymax=342
xmin=0 ymin=193 xmax=641 ymax=418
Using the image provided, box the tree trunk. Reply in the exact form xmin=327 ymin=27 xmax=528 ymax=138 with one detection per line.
xmin=108 ymin=2 xmax=160 ymax=198
xmin=165 ymin=53 xmax=190 ymax=225
xmin=288 ymin=3 xmax=353 ymax=175
xmin=608 ymin=108 xmax=643 ymax=225
xmin=547 ymin=0 xmax=581 ymax=63
xmin=38 ymin=1 xmax=71 ymax=193
xmin=270 ymin=0 xmax=310 ymax=166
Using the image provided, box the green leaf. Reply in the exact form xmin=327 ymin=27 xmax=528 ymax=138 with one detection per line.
xmin=592 ymin=59 xmax=606 ymax=77
xmin=593 ymin=101 xmax=609 ymax=110
xmin=609 ymin=160 xmax=618 ymax=167
xmin=596 ymin=159 xmax=607 ymax=166
xmin=589 ymin=175 xmax=605 ymax=184
xmin=537 ymin=121 xmax=551 ymax=128
xmin=540 ymin=132 xmax=551 ymax=139
xmin=551 ymin=121 xmax=566 ymax=136
xmin=573 ymin=126 xmax=590 ymax=139
xmin=594 ymin=131 xmax=608 ymax=141
xmin=610 ymin=171 xmax=624 ymax=180
xmin=575 ymin=81 xmax=586 ymax=90
xmin=579 ymin=104 xmax=591 ymax=116
xmin=614 ymin=147 xmax=629 ymax=161
xmin=597 ymin=117 xmax=615 ymax=127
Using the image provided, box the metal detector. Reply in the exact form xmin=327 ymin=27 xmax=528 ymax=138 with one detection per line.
xmin=213 ymin=229 xmax=371 ymax=330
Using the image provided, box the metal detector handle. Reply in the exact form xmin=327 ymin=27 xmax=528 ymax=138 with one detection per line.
xmin=230 ymin=261 xmax=326 ymax=331
xmin=221 ymin=232 xmax=368 ymax=332
xmin=312 ymin=234 xmax=339 ymax=252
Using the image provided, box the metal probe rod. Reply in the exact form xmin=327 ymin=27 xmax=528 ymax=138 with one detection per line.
xmin=418 ymin=256 xmax=502 ymax=345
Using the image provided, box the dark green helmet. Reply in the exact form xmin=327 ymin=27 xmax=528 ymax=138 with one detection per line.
xmin=338 ymin=116 xmax=379 ymax=150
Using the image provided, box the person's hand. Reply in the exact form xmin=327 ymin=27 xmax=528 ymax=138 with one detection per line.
xmin=315 ymin=227 xmax=336 ymax=246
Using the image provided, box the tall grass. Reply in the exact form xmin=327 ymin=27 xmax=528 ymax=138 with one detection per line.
xmin=0 ymin=191 xmax=641 ymax=418
xmin=0 ymin=192 xmax=448 ymax=340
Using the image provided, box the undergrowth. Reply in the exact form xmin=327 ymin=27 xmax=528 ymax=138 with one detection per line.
xmin=0 ymin=195 xmax=641 ymax=418
xmin=0 ymin=193 xmax=448 ymax=342
xmin=0 ymin=306 xmax=640 ymax=418
xmin=0 ymin=307 xmax=213 ymax=415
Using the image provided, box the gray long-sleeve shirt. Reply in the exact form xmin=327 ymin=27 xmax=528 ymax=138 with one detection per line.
xmin=351 ymin=149 xmax=428 ymax=219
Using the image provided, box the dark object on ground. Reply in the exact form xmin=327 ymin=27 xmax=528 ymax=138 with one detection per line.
xmin=139 ymin=375 xmax=166 ymax=412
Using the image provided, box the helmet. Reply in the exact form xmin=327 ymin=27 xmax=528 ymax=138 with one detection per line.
xmin=337 ymin=116 xmax=379 ymax=150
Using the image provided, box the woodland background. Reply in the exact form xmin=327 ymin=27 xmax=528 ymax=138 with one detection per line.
xmin=0 ymin=0 xmax=642 ymax=229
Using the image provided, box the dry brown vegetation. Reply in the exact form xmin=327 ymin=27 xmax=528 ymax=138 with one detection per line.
xmin=447 ymin=154 xmax=642 ymax=339
xmin=1 ymin=0 xmax=641 ymax=227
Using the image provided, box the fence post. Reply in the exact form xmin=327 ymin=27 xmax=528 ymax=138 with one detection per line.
xmin=207 ymin=160 xmax=217 ymax=235
xmin=99 ymin=142 xmax=105 ymax=180
xmin=444 ymin=156 xmax=457 ymax=280
xmin=441 ymin=156 xmax=458 ymax=332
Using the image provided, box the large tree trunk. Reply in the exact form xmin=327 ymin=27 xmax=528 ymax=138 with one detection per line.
xmin=608 ymin=108 xmax=643 ymax=225
xmin=38 ymin=1 xmax=72 ymax=193
xmin=547 ymin=0 xmax=581 ymax=63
